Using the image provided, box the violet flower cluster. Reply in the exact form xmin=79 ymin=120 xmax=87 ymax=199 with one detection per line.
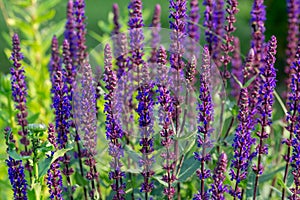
xmin=136 ymin=83 xmax=155 ymax=197
xmin=6 ymin=157 xmax=28 ymax=200
xmin=210 ymin=153 xmax=228 ymax=200
xmin=203 ymin=0 xmax=214 ymax=51
xmin=103 ymin=44 xmax=126 ymax=199
xmin=10 ymin=33 xmax=30 ymax=157
xmin=5 ymin=127 xmax=28 ymax=200
xmin=193 ymin=46 xmax=214 ymax=200
xmin=169 ymin=0 xmax=187 ymax=71
xmin=288 ymin=46 xmax=300 ymax=199
xmin=212 ymin=0 xmax=225 ymax=68
xmin=156 ymin=46 xmax=177 ymax=199
xmin=284 ymin=0 xmax=300 ymax=83
xmin=220 ymin=0 xmax=239 ymax=78
xmin=186 ymin=0 xmax=200 ymax=59
xmin=230 ymin=88 xmax=256 ymax=199
xmin=47 ymin=124 xmax=64 ymax=200
xmin=149 ymin=4 xmax=161 ymax=64
xmin=128 ymin=0 xmax=145 ymax=85
xmin=252 ymin=36 xmax=277 ymax=198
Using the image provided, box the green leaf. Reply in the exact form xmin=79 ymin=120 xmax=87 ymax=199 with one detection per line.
xmin=74 ymin=171 xmax=88 ymax=186
xmin=243 ymin=75 xmax=257 ymax=88
xmin=38 ymin=147 xmax=72 ymax=178
xmin=38 ymin=156 xmax=52 ymax=178
xmin=27 ymin=113 xmax=40 ymax=123
xmin=260 ymin=166 xmax=285 ymax=183
xmin=246 ymin=170 xmax=256 ymax=199
xmin=287 ymin=169 xmax=294 ymax=187
xmin=52 ymin=147 xmax=73 ymax=162
xmin=177 ymin=156 xmax=198 ymax=182
xmin=7 ymin=150 xmax=23 ymax=161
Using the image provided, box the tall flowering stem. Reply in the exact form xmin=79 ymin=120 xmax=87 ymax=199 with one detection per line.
xmin=75 ymin=0 xmax=87 ymax=65
xmin=169 ymin=1 xmax=187 ymax=197
xmin=230 ymin=88 xmax=256 ymax=200
xmin=10 ymin=33 xmax=33 ymax=182
xmin=252 ymin=36 xmax=277 ymax=200
xmin=212 ymin=0 xmax=225 ymax=69
xmin=157 ymin=46 xmax=176 ymax=199
xmin=128 ymin=0 xmax=145 ymax=86
xmin=230 ymin=38 xmax=243 ymax=98
xmin=47 ymin=124 xmax=64 ymax=200
xmin=149 ymin=4 xmax=161 ymax=64
xmin=136 ymin=55 xmax=154 ymax=199
xmin=220 ymin=0 xmax=239 ymax=78
xmin=187 ymin=0 xmax=200 ymax=59
xmin=75 ymin=63 xmax=99 ymax=199
xmin=52 ymin=56 xmax=74 ymax=199
xmin=6 ymin=157 xmax=28 ymax=200
xmin=203 ymin=0 xmax=214 ymax=51
xmin=65 ymin=0 xmax=77 ymax=68
xmin=137 ymin=84 xmax=155 ymax=200
xmin=286 ymin=46 xmax=300 ymax=200
xmin=249 ymin=0 xmax=266 ymax=121
xmin=103 ymin=44 xmax=126 ymax=199
xmin=50 ymin=36 xmax=61 ymax=91
xmin=193 ymin=46 xmax=213 ymax=200
xmin=210 ymin=153 xmax=228 ymax=200
xmin=284 ymin=0 xmax=300 ymax=88
xmin=4 ymin=127 xmax=28 ymax=200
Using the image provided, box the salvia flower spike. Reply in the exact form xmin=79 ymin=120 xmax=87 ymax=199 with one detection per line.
xmin=230 ymin=88 xmax=256 ymax=199
xmin=6 ymin=157 xmax=28 ymax=200
xmin=193 ymin=46 xmax=214 ymax=200
xmin=103 ymin=44 xmax=126 ymax=199
xmin=252 ymin=35 xmax=277 ymax=200
xmin=210 ymin=153 xmax=228 ymax=200
xmin=47 ymin=124 xmax=64 ymax=200
xmin=10 ymin=33 xmax=30 ymax=157
xmin=288 ymin=46 xmax=300 ymax=199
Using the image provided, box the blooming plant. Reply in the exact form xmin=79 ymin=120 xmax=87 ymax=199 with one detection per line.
xmin=0 ymin=0 xmax=300 ymax=200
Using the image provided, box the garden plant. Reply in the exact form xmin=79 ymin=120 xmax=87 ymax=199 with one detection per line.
xmin=0 ymin=0 xmax=300 ymax=199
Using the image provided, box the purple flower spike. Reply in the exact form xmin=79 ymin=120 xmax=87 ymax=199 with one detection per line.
xmin=212 ymin=0 xmax=225 ymax=68
xmin=6 ymin=157 xmax=28 ymax=200
xmin=186 ymin=0 xmax=200 ymax=59
xmin=287 ymin=46 xmax=300 ymax=199
xmin=221 ymin=0 xmax=239 ymax=78
xmin=169 ymin=0 xmax=187 ymax=71
xmin=193 ymin=46 xmax=213 ymax=200
xmin=103 ymin=44 xmax=126 ymax=199
xmin=112 ymin=4 xmax=121 ymax=36
xmin=210 ymin=153 xmax=228 ymax=200
xmin=63 ymin=39 xmax=75 ymax=94
xmin=252 ymin=36 xmax=277 ymax=199
xmin=75 ymin=0 xmax=87 ymax=65
xmin=47 ymin=125 xmax=64 ymax=200
xmin=230 ymin=37 xmax=243 ymax=98
xmin=149 ymin=4 xmax=161 ymax=64
xmin=65 ymin=0 xmax=77 ymax=67
xmin=203 ymin=0 xmax=214 ymax=51
xmin=128 ymin=0 xmax=145 ymax=85
xmin=156 ymin=46 xmax=177 ymax=199
xmin=137 ymin=83 xmax=155 ymax=197
xmin=230 ymin=88 xmax=256 ymax=200
xmin=10 ymin=33 xmax=31 ymax=158
xmin=250 ymin=0 xmax=266 ymax=75
xmin=285 ymin=0 xmax=300 ymax=82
